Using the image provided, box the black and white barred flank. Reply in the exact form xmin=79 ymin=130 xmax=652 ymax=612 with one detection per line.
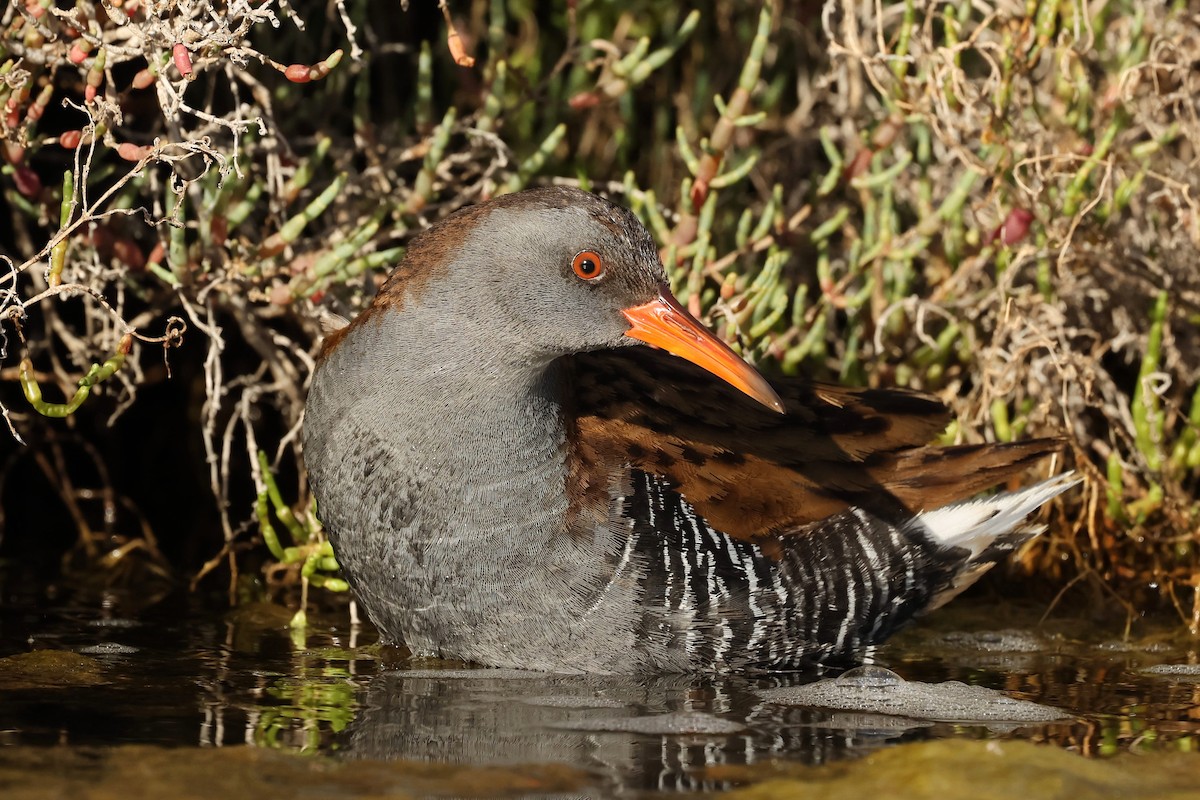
xmin=624 ymin=469 xmax=1077 ymax=671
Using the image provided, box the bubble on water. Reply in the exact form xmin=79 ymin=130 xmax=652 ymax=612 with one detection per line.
xmin=834 ymin=665 xmax=904 ymax=690
xmin=1141 ymin=663 xmax=1200 ymax=679
xmin=1095 ymin=639 xmax=1175 ymax=654
xmin=78 ymin=642 xmax=138 ymax=655
xmin=760 ymin=669 xmax=1068 ymax=723
xmin=86 ymin=618 xmax=139 ymax=629
xmin=932 ymin=629 xmax=1046 ymax=653
xmin=554 ymin=712 xmax=744 ymax=735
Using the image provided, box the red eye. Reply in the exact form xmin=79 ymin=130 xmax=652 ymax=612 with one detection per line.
xmin=572 ymin=250 xmax=604 ymax=281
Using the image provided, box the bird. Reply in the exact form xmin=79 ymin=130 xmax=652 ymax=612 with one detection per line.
xmin=303 ymin=186 xmax=1076 ymax=674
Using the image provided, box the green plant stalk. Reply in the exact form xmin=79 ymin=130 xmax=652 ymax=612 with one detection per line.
xmin=782 ymin=311 xmax=826 ymax=373
xmin=148 ymin=262 xmax=181 ymax=287
xmin=226 ymin=182 xmax=264 ymax=228
xmin=631 ymin=10 xmax=699 ymax=83
xmin=1132 ymin=291 xmax=1168 ymax=472
xmin=602 ymin=10 xmax=699 ymax=99
xmin=879 ymin=193 xmax=899 ymax=278
xmin=940 ymin=6 xmax=961 ymax=104
xmin=746 ymin=187 xmax=779 ymax=246
xmin=487 ymin=0 xmax=507 ymax=70
xmin=1129 ymin=481 xmax=1164 ymax=525
xmin=811 ymin=207 xmax=850 ymax=243
xmin=416 ymin=41 xmax=433 ymax=129
xmin=916 ymin=167 xmax=981 ymax=238
xmin=505 ymin=123 xmax=566 ymax=193
xmin=992 ymin=398 xmax=1013 ymax=442
xmin=293 ymin=206 xmax=390 ymax=297
xmin=613 ymin=37 xmax=651 ymax=79
xmin=256 ymin=490 xmax=287 ymax=561
xmin=840 ymin=321 xmax=865 ymax=384
xmin=282 ymin=136 xmax=332 ymax=204
xmin=1028 ymin=0 xmax=1061 ymax=61
xmin=1169 ymin=383 xmax=1200 ymax=473
xmin=639 ymin=189 xmax=671 ymax=243
xmin=409 ymin=107 xmax=457 ymax=209
xmin=21 ymin=335 xmax=131 ymax=418
xmin=338 ymin=246 xmax=405 ymax=281
xmin=735 ymin=208 xmax=754 ymax=249
xmin=1118 ymin=6 xmax=1149 ymax=71
xmin=890 ymin=0 xmax=915 ymax=81
xmin=817 ymin=126 xmax=844 ymax=196
xmin=850 ymin=151 xmax=912 ymax=190
xmin=995 ymin=27 xmax=1016 ymax=112
xmin=308 ymin=574 xmax=351 ymax=591
xmin=709 ymin=151 xmax=760 ymax=189
xmin=352 ymin=49 xmax=372 ymax=134
xmin=1063 ymin=111 xmax=1126 ymax=217
xmin=790 ymin=283 xmax=809 ymax=330
xmin=1068 ymin=59 xmax=1092 ymax=133
xmin=477 ymin=60 xmax=506 ymax=133
xmin=257 ymin=450 xmax=309 ymax=544
xmin=168 ymin=181 xmax=188 ymax=280
xmin=302 ymin=541 xmax=348 ymax=591
xmin=1105 ymin=450 xmax=1125 ymax=521
xmin=1108 ymin=170 xmax=1146 ymax=219
xmin=1036 ymin=228 xmax=1053 ymax=300
xmin=740 ymin=276 xmax=776 ymax=328
xmin=675 ymin=125 xmax=700 ymax=175
xmin=913 ymin=323 xmax=960 ymax=369
xmin=47 ymin=170 xmax=72 ymax=288
xmin=681 ymin=190 xmax=718 ymax=305
xmin=261 ymin=173 xmax=348 ymax=256
xmin=676 ymin=0 xmax=770 ymax=228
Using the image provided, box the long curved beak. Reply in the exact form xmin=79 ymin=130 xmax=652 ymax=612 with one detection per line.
xmin=622 ymin=283 xmax=785 ymax=414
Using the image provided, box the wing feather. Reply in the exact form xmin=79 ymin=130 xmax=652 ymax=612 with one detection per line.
xmin=563 ymin=348 xmax=1062 ymax=542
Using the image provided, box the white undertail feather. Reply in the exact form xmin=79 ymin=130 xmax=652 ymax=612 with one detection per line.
xmin=317 ymin=309 xmax=350 ymax=336
xmin=911 ymin=472 xmax=1081 ymax=559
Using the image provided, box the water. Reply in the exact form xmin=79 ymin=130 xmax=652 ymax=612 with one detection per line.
xmin=2 ymin=574 xmax=1199 ymax=797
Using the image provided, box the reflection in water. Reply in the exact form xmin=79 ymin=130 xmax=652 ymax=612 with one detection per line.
xmin=341 ymin=668 xmax=936 ymax=794
xmin=1 ymin=584 xmax=1199 ymax=795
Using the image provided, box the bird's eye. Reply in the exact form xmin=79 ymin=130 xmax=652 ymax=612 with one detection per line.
xmin=572 ymin=250 xmax=605 ymax=282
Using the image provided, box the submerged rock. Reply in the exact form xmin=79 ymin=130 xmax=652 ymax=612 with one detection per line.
xmin=724 ymin=739 xmax=1200 ymax=800
xmin=0 ymin=650 xmax=108 ymax=689
xmin=759 ymin=666 xmax=1067 ymax=723
xmin=0 ymin=744 xmax=589 ymax=799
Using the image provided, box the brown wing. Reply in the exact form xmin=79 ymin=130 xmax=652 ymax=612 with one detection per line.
xmin=563 ymin=347 xmax=1062 ymax=542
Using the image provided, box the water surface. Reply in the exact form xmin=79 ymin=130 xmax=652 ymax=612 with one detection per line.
xmin=2 ymin=573 xmax=1199 ymax=796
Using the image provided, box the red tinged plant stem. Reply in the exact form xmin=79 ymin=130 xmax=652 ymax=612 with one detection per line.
xmin=13 ymin=166 xmax=41 ymax=198
xmin=117 ymin=143 xmax=153 ymax=161
xmin=283 ymin=50 xmax=343 ymax=83
xmin=132 ymin=67 xmax=157 ymax=89
xmin=439 ymin=0 xmax=475 ymax=67
xmin=989 ymin=208 xmax=1034 ymax=246
xmin=69 ymin=41 xmax=93 ymax=65
xmin=173 ymin=43 xmax=193 ymax=77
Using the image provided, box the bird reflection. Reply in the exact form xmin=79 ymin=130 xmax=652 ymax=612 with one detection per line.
xmin=335 ymin=667 xmax=928 ymax=794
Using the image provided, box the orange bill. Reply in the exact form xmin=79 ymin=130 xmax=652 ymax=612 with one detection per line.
xmin=623 ymin=284 xmax=785 ymax=414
